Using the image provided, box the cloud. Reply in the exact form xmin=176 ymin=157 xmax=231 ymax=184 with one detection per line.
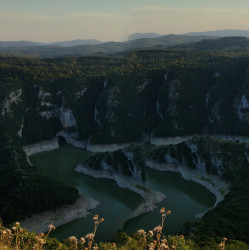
xmin=131 ymin=6 xmax=249 ymax=14
xmin=69 ymin=12 xmax=129 ymax=19
xmin=0 ymin=13 xmax=56 ymax=21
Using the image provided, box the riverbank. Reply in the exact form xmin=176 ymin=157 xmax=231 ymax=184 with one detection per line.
xmin=23 ymin=134 xmax=249 ymax=157
xmin=23 ymin=138 xmax=59 ymax=156
xmin=75 ymin=164 xmax=165 ymax=219
xmin=20 ymin=195 xmax=99 ymax=233
xmin=145 ymin=160 xmax=229 ymax=218
xmin=86 ymin=142 xmax=133 ymax=152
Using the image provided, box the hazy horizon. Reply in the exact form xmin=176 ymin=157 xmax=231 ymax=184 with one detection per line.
xmin=1 ymin=0 xmax=249 ymax=42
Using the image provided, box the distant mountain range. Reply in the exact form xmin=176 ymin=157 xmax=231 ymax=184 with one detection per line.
xmin=0 ymin=35 xmax=217 ymax=57
xmin=184 ymin=29 xmax=249 ymax=38
xmin=2 ymin=29 xmax=249 ymax=57
xmin=128 ymin=32 xmax=161 ymax=40
xmin=0 ymin=39 xmax=102 ymax=48
xmin=170 ymin=36 xmax=249 ymax=51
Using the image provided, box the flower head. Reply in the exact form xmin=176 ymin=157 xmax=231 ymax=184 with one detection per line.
xmin=93 ymin=215 xmax=99 ymax=221
xmin=80 ymin=237 xmax=86 ymax=243
xmin=69 ymin=236 xmax=77 ymax=242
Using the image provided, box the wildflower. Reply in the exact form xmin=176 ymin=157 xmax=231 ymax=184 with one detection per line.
xmin=12 ymin=226 xmax=17 ymax=231
xmin=93 ymin=247 xmax=99 ymax=250
xmin=6 ymin=229 xmax=11 ymax=234
xmin=2 ymin=230 xmax=7 ymax=234
xmin=39 ymin=233 xmax=44 ymax=237
xmin=85 ymin=233 xmax=94 ymax=240
xmin=15 ymin=222 xmax=20 ymax=226
xmin=99 ymin=218 xmax=104 ymax=222
xmin=160 ymin=207 xmax=165 ymax=214
xmin=153 ymin=226 xmax=162 ymax=233
xmin=19 ymin=228 xmax=23 ymax=233
xmin=93 ymin=215 xmax=99 ymax=221
xmin=149 ymin=242 xmax=155 ymax=250
xmin=223 ymin=237 xmax=227 ymax=241
xmin=179 ymin=234 xmax=184 ymax=239
xmin=166 ymin=210 xmax=171 ymax=215
xmin=137 ymin=229 xmax=146 ymax=236
xmin=37 ymin=238 xmax=45 ymax=245
xmin=69 ymin=236 xmax=77 ymax=242
xmin=148 ymin=230 xmax=154 ymax=237
xmin=48 ymin=224 xmax=55 ymax=230
xmin=160 ymin=243 xmax=168 ymax=249
xmin=80 ymin=237 xmax=86 ymax=243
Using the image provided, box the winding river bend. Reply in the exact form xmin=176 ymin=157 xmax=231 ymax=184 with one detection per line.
xmin=30 ymin=144 xmax=216 ymax=242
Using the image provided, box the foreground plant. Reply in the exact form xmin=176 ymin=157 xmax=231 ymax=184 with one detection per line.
xmin=67 ymin=214 xmax=104 ymax=250
xmin=0 ymin=221 xmax=56 ymax=250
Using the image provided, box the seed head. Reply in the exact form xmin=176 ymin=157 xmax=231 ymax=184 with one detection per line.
xmin=85 ymin=233 xmax=94 ymax=240
xmin=69 ymin=236 xmax=77 ymax=242
xmin=93 ymin=215 xmax=99 ymax=221
xmin=48 ymin=224 xmax=55 ymax=230
xmin=80 ymin=237 xmax=85 ymax=243
xmin=153 ymin=226 xmax=162 ymax=233
xmin=148 ymin=230 xmax=154 ymax=237
xmin=137 ymin=229 xmax=146 ymax=236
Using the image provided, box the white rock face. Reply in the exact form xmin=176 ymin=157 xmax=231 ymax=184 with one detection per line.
xmin=57 ymin=131 xmax=86 ymax=148
xmin=59 ymin=109 xmax=77 ymax=128
xmin=237 ymin=95 xmax=249 ymax=121
xmin=75 ymin=88 xmax=87 ymax=99
xmin=87 ymin=142 xmax=132 ymax=152
xmin=40 ymin=111 xmax=54 ymax=119
xmin=94 ymin=106 xmax=100 ymax=125
xmin=137 ymin=81 xmax=148 ymax=92
xmin=2 ymin=89 xmax=22 ymax=116
xmin=39 ymin=89 xmax=54 ymax=107
xmin=17 ymin=121 xmax=24 ymax=137
xmin=164 ymin=72 xmax=168 ymax=80
xmin=205 ymin=91 xmax=210 ymax=107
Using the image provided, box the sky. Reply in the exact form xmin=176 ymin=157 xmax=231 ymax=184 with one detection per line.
xmin=1 ymin=0 xmax=249 ymax=42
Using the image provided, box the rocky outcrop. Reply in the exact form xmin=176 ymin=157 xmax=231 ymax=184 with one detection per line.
xmin=150 ymin=135 xmax=195 ymax=146
xmin=237 ymin=95 xmax=249 ymax=121
xmin=2 ymin=89 xmax=22 ymax=116
xmin=57 ymin=131 xmax=86 ymax=148
xmin=59 ymin=108 xmax=77 ymax=128
xmin=87 ymin=142 xmax=132 ymax=152
xmin=20 ymin=195 xmax=99 ymax=233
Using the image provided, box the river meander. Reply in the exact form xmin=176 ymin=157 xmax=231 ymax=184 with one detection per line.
xmin=30 ymin=144 xmax=216 ymax=242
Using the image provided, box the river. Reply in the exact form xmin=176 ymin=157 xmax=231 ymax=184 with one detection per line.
xmin=30 ymin=144 xmax=216 ymax=242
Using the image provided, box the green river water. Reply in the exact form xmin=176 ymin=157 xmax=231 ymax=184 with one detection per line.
xmin=30 ymin=144 xmax=216 ymax=242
